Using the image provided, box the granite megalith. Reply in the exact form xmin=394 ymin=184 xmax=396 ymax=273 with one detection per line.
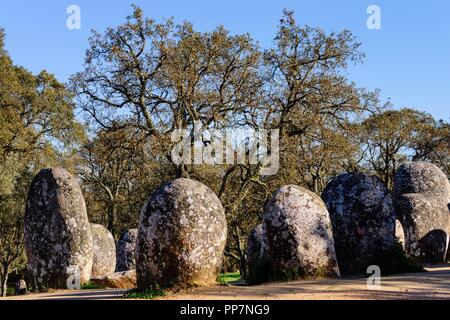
xmin=24 ymin=168 xmax=93 ymax=289
xmin=136 ymin=178 xmax=227 ymax=289
xmin=246 ymin=224 xmax=266 ymax=269
xmin=322 ymin=172 xmax=395 ymax=274
xmin=264 ymin=185 xmax=340 ymax=279
xmin=116 ymin=229 xmax=137 ymax=272
xmin=90 ymin=223 xmax=116 ymax=278
xmin=246 ymin=224 xmax=270 ymax=284
xmin=394 ymin=162 xmax=450 ymax=264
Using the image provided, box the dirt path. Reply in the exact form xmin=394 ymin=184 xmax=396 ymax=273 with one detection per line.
xmin=3 ymin=265 xmax=450 ymax=300
xmin=1 ymin=288 xmax=127 ymax=300
xmin=160 ymin=265 xmax=450 ymax=300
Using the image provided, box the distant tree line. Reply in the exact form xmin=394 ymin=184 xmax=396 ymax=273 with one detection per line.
xmin=0 ymin=6 xmax=448 ymax=295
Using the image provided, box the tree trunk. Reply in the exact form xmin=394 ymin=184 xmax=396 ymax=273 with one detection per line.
xmin=233 ymin=226 xmax=247 ymax=278
xmin=1 ymin=265 xmax=9 ymax=297
xmin=107 ymin=204 xmax=117 ymax=239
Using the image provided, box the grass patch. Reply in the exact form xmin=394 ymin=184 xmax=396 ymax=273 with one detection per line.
xmin=122 ymin=286 xmax=166 ymax=299
xmin=81 ymin=281 xmax=106 ymax=290
xmin=217 ymin=272 xmax=241 ymax=285
xmin=6 ymin=287 xmax=15 ymax=296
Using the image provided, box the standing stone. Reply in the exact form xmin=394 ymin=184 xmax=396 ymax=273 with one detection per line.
xmin=91 ymin=224 xmax=116 ymax=278
xmin=394 ymin=161 xmax=450 ymax=201
xmin=116 ymin=229 xmax=138 ymax=272
xmin=246 ymin=224 xmax=270 ymax=284
xmin=246 ymin=224 xmax=265 ymax=268
xmin=322 ymin=172 xmax=395 ymax=274
xmin=395 ymin=220 xmax=405 ymax=249
xmin=24 ymin=168 xmax=93 ymax=289
xmin=394 ymin=162 xmax=450 ymax=264
xmin=136 ymin=178 xmax=227 ymax=289
xmin=15 ymin=280 xmax=27 ymax=295
xmin=264 ymin=185 xmax=340 ymax=279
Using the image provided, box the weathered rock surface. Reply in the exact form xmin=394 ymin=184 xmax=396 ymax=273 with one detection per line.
xmin=15 ymin=280 xmax=27 ymax=295
xmin=395 ymin=220 xmax=405 ymax=249
xmin=264 ymin=185 xmax=340 ymax=279
xmin=394 ymin=162 xmax=450 ymax=264
xmin=246 ymin=224 xmax=271 ymax=284
xmin=396 ymin=193 xmax=449 ymax=263
xmin=136 ymin=178 xmax=227 ymax=289
xmin=91 ymin=270 xmax=136 ymax=289
xmin=322 ymin=172 xmax=395 ymax=274
xmin=246 ymin=224 xmax=265 ymax=268
xmin=394 ymin=162 xmax=450 ymax=201
xmin=116 ymin=229 xmax=137 ymax=272
xmin=90 ymin=224 xmax=116 ymax=278
xmin=24 ymin=168 xmax=93 ymax=289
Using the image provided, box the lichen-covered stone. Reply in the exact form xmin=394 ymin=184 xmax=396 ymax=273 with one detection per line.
xmin=91 ymin=224 xmax=116 ymax=278
xmin=264 ymin=185 xmax=340 ymax=279
xmin=24 ymin=168 xmax=93 ymax=288
xmin=116 ymin=229 xmax=137 ymax=272
xmin=394 ymin=162 xmax=450 ymax=201
xmin=322 ymin=173 xmax=395 ymax=274
xmin=396 ymin=193 xmax=449 ymax=263
xmin=136 ymin=178 xmax=227 ymax=289
xmin=394 ymin=162 xmax=450 ymax=264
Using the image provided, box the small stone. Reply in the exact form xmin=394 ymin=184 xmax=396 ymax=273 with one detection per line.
xmin=395 ymin=220 xmax=405 ymax=249
xmin=246 ymin=224 xmax=270 ymax=284
xmin=91 ymin=270 xmax=136 ymax=289
xmin=15 ymin=280 xmax=27 ymax=295
xmin=246 ymin=224 xmax=266 ymax=268
xmin=116 ymin=229 xmax=137 ymax=272
xmin=91 ymin=224 xmax=116 ymax=278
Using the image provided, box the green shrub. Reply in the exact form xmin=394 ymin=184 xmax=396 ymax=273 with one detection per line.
xmin=6 ymin=287 xmax=15 ymax=296
xmin=81 ymin=281 xmax=106 ymax=290
xmin=122 ymin=286 xmax=166 ymax=299
xmin=217 ymin=272 xmax=241 ymax=285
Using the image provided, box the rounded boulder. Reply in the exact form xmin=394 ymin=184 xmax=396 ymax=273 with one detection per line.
xmin=136 ymin=178 xmax=227 ymax=289
xmin=396 ymin=193 xmax=449 ymax=263
xmin=394 ymin=162 xmax=450 ymax=201
xmin=394 ymin=162 xmax=450 ymax=264
xmin=91 ymin=223 xmax=116 ymax=278
xmin=264 ymin=185 xmax=340 ymax=279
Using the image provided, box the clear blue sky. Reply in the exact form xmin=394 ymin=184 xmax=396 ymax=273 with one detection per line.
xmin=0 ymin=0 xmax=449 ymax=120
